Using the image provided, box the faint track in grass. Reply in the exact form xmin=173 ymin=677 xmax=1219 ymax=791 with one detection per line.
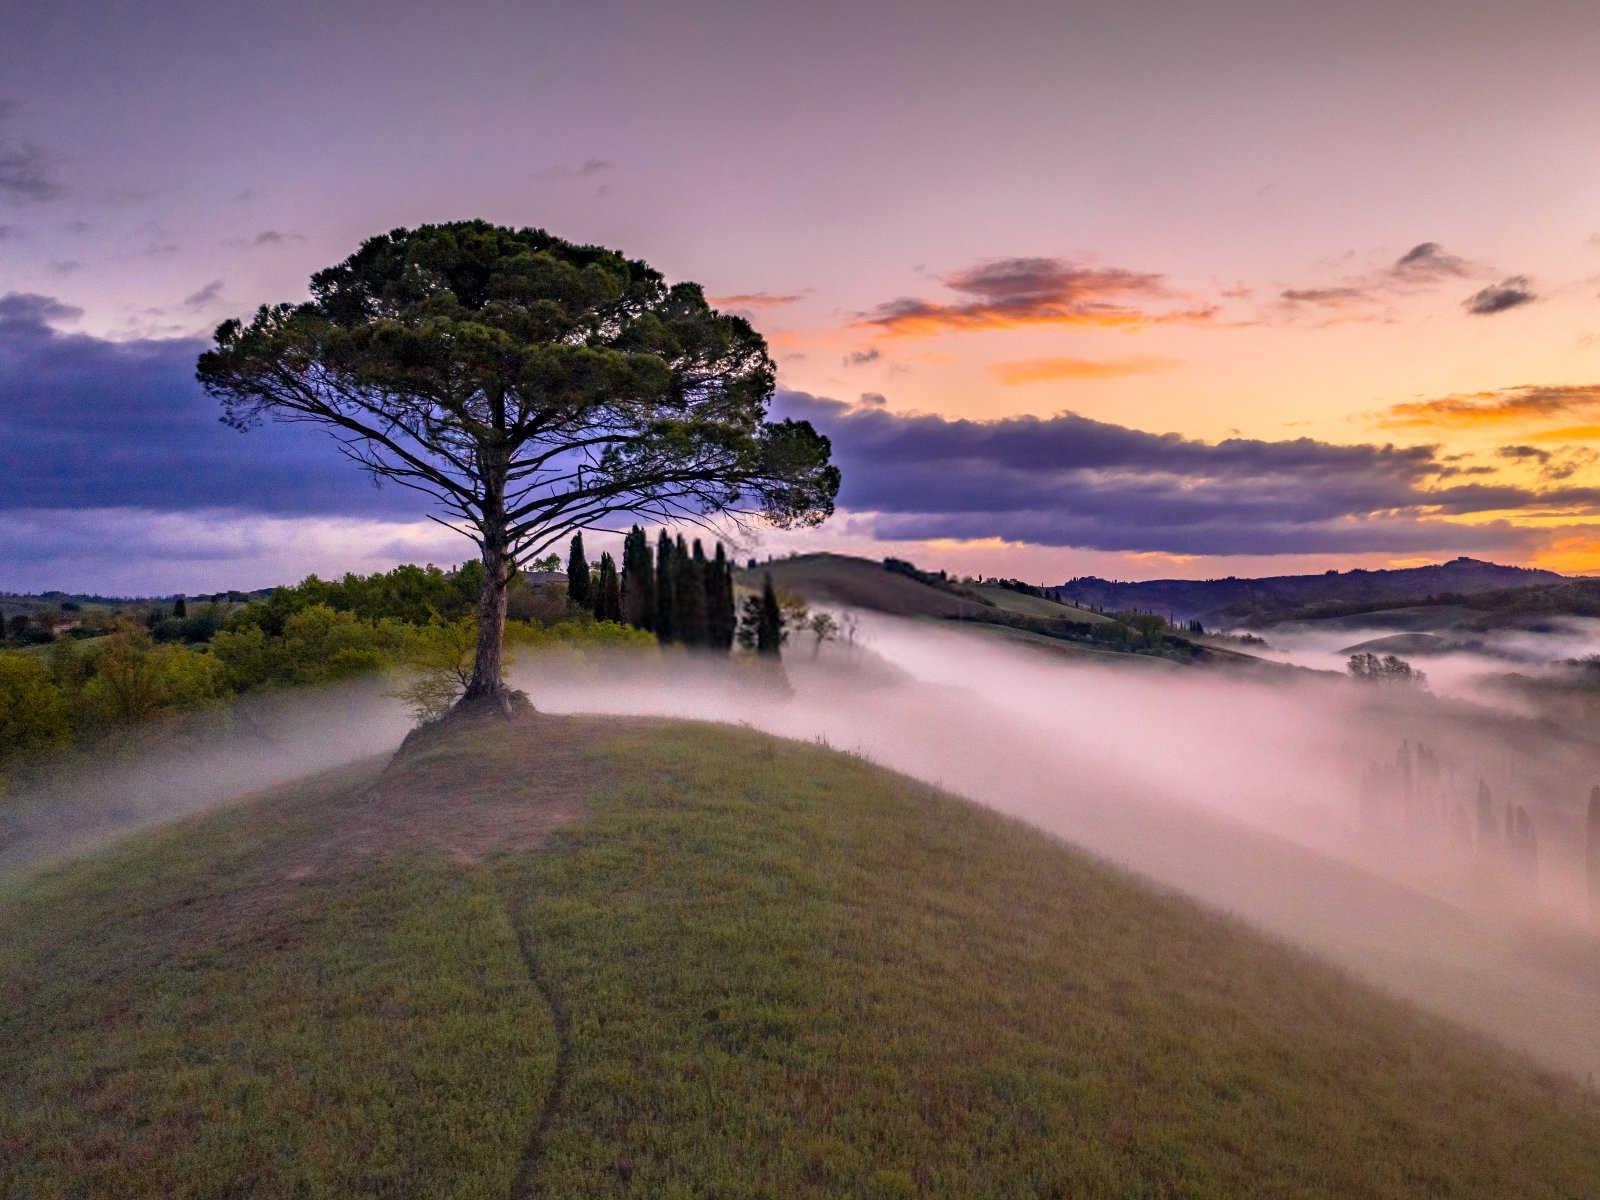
xmin=502 ymin=882 xmax=573 ymax=1199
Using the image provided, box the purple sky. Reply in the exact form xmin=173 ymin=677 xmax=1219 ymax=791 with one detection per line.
xmin=4 ymin=1 xmax=1600 ymax=592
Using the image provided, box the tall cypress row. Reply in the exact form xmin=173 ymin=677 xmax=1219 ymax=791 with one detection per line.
xmin=620 ymin=526 xmax=655 ymax=631
xmin=593 ymin=552 xmax=622 ymax=622
xmin=707 ymin=541 xmax=736 ymax=651
xmin=566 ymin=532 xmax=590 ymax=610
xmin=655 ymin=529 xmax=677 ymax=643
xmin=676 ymin=536 xmax=709 ymax=647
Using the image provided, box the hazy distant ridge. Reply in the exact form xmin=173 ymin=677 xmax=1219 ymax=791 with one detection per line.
xmin=1055 ymin=557 xmax=1566 ymax=626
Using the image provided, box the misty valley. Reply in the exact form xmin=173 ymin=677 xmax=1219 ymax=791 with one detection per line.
xmin=9 ymin=42 xmax=1600 ymax=1183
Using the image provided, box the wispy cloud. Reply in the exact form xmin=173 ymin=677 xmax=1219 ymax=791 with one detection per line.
xmin=183 ymin=279 xmax=224 ymax=309
xmin=225 ymin=228 xmax=305 ymax=249
xmin=1463 ymin=276 xmax=1536 ymax=315
xmin=1379 ymin=383 xmax=1600 ymax=429
xmin=536 ymin=158 xmax=615 ymax=180
xmin=0 ymin=100 xmax=65 ymax=204
xmin=1391 ymin=241 xmax=1471 ymax=282
xmin=1279 ymin=286 xmax=1373 ymax=308
xmin=991 ymin=355 xmax=1182 ymax=386
xmin=856 ymin=256 xmax=1217 ymax=337
xmin=708 ymin=291 xmax=805 ymax=309
xmin=1279 ymin=241 xmax=1477 ymax=313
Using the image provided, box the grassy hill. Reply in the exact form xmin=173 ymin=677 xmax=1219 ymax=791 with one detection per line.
xmin=737 ymin=553 xmax=992 ymax=617
xmin=967 ymin=581 xmax=1116 ymax=624
xmin=4 ymin=715 xmax=1599 ymax=1197
xmin=737 ymin=553 xmax=1111 ymax=625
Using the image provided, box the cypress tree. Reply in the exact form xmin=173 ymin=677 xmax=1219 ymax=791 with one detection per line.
xmin=566 ymin=532 xmax=590 ymax=609
xmin=738 ymin=572 xmax=785 ymax=657
xmin=594 ymin=552 xmax=622 ymax=622
xmin=1588 ymin=786 xmax=1600 ymax=924
xmin=655 ymin=529 xmax=677 ymax=643
xmin=756 ymin=572 xmax=784 ymax=656
xmin=620 ymin=526 xmax=655 ymax=631
xmin=676 ymin=537 xmax=709 ymax=647
xmin=707 ymin=542 xmax=736 ymax=651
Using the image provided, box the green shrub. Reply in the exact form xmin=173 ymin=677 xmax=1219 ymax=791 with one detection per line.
xmin=78 ymin=632 xmax=228 ymax=726
xmin=0 ymin=653 xmax=73 ymax=766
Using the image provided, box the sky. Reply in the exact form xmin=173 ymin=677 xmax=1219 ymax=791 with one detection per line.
xmin=4 ymin=0 xmax=1600 ymax=593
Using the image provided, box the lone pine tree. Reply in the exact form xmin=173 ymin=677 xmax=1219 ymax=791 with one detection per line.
xmin=198 ymin=220 xmax=837 ymax=714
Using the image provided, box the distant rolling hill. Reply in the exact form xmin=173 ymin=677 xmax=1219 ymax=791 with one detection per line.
xmin=736 ymin=552 xmax=991 ymax=617
xmin=738 ymin=553 xmax=1114 ymax=623
xmin=1337 ymin=632 xmax=1455 ymax=657
xmin=5 ymin=714 xmax=1599 ymax=1196
xmin=737 ymin=554 xmax=1300 ymax=673
xmin=1055 ymin=557 xmax=1567 ymax=628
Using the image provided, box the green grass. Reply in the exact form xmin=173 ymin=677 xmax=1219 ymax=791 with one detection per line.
xmin=740 ymin=553 xmax=990 ymax=618
xmin=967 ymin=621 xmax=1180 ymax=667
xmin=969 ymin=582 xmax=1116 ymax=624
xmin=4 ymin=716 xmax=1599 ymax=1197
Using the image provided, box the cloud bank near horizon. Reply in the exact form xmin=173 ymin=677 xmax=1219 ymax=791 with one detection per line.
xmin=2 ymin=287 xmax=1595 ymax=592
xmin=773 ymin=391 xmax=1596 ymax=558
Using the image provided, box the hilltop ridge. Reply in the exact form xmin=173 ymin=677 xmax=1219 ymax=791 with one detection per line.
xmin=4 ymin=715 xmax=1599 ymax=1196
xmin=1056 ymin=557 xmax=1567 ymax=626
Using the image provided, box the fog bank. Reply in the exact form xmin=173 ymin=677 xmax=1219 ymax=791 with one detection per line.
xmin=515 ymin=615 xmax=1600 ymax=1083
xmin=0 ymin=680 xmax=413 ymax=873
xmin=7 ymin=615 xmax=1600 ymax=1082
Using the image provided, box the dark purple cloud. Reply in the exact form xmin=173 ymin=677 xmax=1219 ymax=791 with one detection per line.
xmin=0 ymin=292 xmax=418 ymax=518
xmin=1391 ymin=241 xmax=1470 ymax=281
xmin=856 ymin=256 xmax=1218 ymax=335
xmin=1280 ymin=241 xmax=1476 ymax=311
xmin=1464 ymin=276 xmax=1536 ymax=315
xmin=771 ymin=391 xmax=1572 ymax=556
xmin=182 ymin=279 xmax=224 ymax=308
xmin=0 ymin=100 xmax=64 ymax=204
xmin=0 ymin=293 xmax=1579 ymax=565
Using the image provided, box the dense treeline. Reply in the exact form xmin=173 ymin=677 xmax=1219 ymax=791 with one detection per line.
xmin=608 ymin=526 xmax=740 ymax=651
xmin=0 ymin=539 xmax=818 ymax=781
xmin=1269 ymin=577 xmax=1600 ymax=628
xmin=0 ymin=560 xmax=653 ymax=781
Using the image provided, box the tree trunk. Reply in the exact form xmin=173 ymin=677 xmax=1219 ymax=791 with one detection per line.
xmin=462 ymin=532 xmax=513 ymax=711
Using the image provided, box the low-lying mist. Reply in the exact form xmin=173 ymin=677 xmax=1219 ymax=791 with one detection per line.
xmin=514 ymin=615 xmax=1600 ymax=1081
xmin=7 ymin=614 xmax=1600 ymax=1081
xmin=0 ymin=680 xmax=414 ymax=874
xmin=1255 ymin=616 xmax=1600 ymax=702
